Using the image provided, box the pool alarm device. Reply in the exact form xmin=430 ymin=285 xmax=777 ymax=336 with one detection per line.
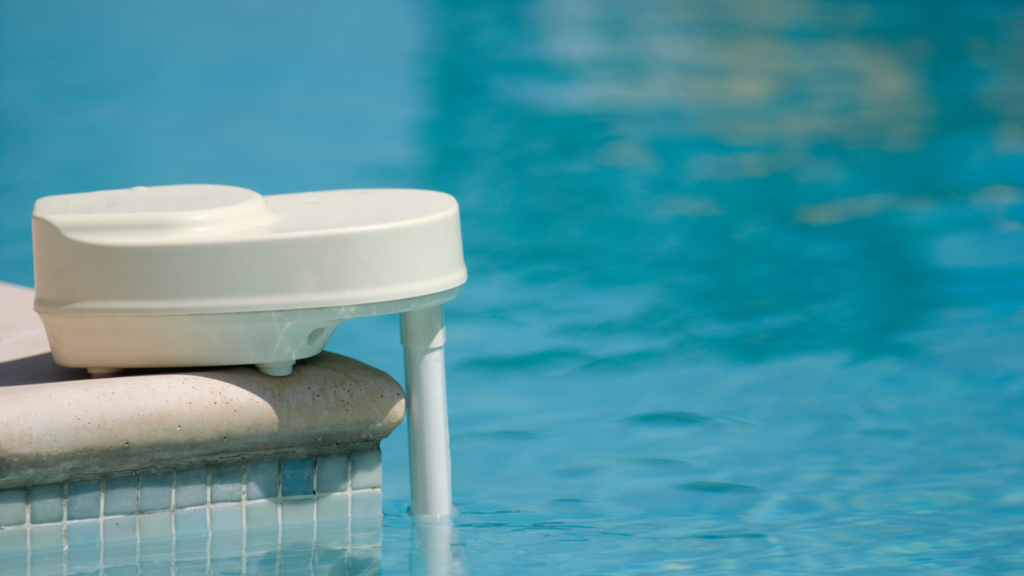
xmin=32 ymin=184 xmax=464 ymax=516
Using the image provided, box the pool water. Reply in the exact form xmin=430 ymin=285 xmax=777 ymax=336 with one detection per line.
xmin=2 ymin=0 xmax=1024 ymax=573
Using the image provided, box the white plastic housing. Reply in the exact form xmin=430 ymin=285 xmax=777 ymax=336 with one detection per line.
xmin=32 ymin=185 xmax=466 ymax=372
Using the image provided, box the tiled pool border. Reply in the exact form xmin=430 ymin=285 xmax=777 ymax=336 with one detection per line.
xmin=0 ymin=450 xmax=383 ymax=558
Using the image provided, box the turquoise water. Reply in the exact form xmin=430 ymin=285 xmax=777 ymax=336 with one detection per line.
xmin=2 ymin=0 xmax=1024 ymax=573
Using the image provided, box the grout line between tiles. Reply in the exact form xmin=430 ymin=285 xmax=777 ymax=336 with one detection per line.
xmin=346 ymin=454 xmax=353 ymax=573
xmin=347 ymin=454 xmax=353 ymax=553
xmin=276 ymin=459 xmax=283 ymax=576
xmin=98 ymin=477 xmax=105 ymax=573
xmin=241 ymin=462 xmax=248 ymax=576
xmin=311 ymin=456 xmax=318 ymax=574
xmin=24 ymin=487 xmax=31 ymax=576
xmin=205 ymin=466 xmax=212 ymax=575
xmin=62 ymin=481 xmax=68 ymax=576
xmin=170 ymin=469 xmax=177 ymax=575
xmin=9 ymin=452 xmax=376 ymax=573
xmin=135 ymin=474 xmax=141 ymax=576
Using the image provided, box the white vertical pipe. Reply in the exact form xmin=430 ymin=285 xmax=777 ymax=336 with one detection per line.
xmin=401 ymin=305 xmax=454 ymax=516
xmin=411 ymin=515 xmax=456 ymax=576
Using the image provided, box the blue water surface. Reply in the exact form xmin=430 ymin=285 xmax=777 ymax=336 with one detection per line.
xmin=2 ymin=0 xmax=1024 ymax=573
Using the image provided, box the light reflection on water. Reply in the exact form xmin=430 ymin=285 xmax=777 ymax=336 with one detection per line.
xmin=2 ymin=0 xmax=1024 ymax=573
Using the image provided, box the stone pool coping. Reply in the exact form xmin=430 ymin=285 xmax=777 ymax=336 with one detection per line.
xmin=0 ymin=281 xmax=406 ymax=490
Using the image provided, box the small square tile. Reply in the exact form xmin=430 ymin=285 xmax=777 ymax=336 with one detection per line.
xmin=66 ymin=519 xmax=101 ymax=548
xmin=246 ymin=549 xmax=280 ymax=572
xmin=282 ymin=458 xmax=315 ymax=497
xmin=212 ymin=558 xmax=241 ymax=575
xmin=175 ymin=538 xmax=208 ymax=564
xmin=350 ymin=489 xmax=382 ymax=519
xmin=0 ymin=539 xmax=26 ymax=576
xmin=67 ymin=481 xmax=101 ymax=520
xmin=31 ymin=560 xmax=64 ymax=576
xmin=246 ymin=523 xmax=280 ymax=558
xmin=30 ymin=523 xmax=64 ymax=548
xmin=139 ymin=557 xmax=173 ymax=569
xmin=104 ymin=516 xmax=137 ymax=544
xmin=139 ymin=473 xmax=172 ymax=512
xmin=66 ymin=544 xmax=100 ymax=575
xmin=103 ymin=518 xmax=138 ymax=568
xmin=174 ymin=507 xmax=207 ymax=538
xmin=0 ymin=489 xmax=26 ymax=527
xmin=281 ymin=545 xmax=315 ymax=571
xmin=104 ymin=475 xmax=138 ymax=516
xmin=315 ymin=520 xmax=350 ymax=553
xmin=282 ymin=498 xmax=314 ymax=528
xmin=350 ymin=450 xmax=382 ymax=490
xmin=282 ymin=545 xmax=315 ymax=571
xmin=246 ymin=460 xmax=279 ymax=500
xmin=316 ymin=493 xmax=350 ymax=524
xmin=31 ymin=556 xmax=64 ymax=575
xmin=0 ymin=525 xmax=27 ymax=551
xmin=211 ymin=523 xmax=243 ymax=561
xmin=139 ymin=557 xmax=173 ymax=573
xmin=280 ymin=541 xmax=311 ymax=561
xmin=245 ymin=500 xmax=279 ymax=530
xmin=175 ymin=468 xmax=208 ymax=509
xmin=350 ymin=547 xmax=382 ymax=573
xmin=29 ymin=484 xmax=63 ymax=524
xmin=211 ymin=465 xmax=243 ymax=503
xmin=247 ymin=543 xmax=281 ymax=569
xmin=351 ymin=517 xmax=382 ymax=549
xmin=30 ymin=524 xmax=64 ymax=574
xmin=178 ymin=558 xmax=209 ymax=574
xmin=317 ymin=454 xmax=349 ymax=494
xmin=138 ymin=511 xmax=173 ymax=540
xmin=138 ymin=515 xmax=173 ymax=573
xmin=315 ymin=546 xmax=352 ymax=572
xmin=210 ymin=503 xmax=243 ymax=533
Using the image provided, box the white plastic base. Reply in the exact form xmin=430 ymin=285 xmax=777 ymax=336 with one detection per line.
xmin=39 ymin=288 xmax=461 ymax=372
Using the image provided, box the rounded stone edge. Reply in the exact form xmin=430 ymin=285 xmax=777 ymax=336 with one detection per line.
xmin=0 ymin=352 xmax=406 ymax=490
